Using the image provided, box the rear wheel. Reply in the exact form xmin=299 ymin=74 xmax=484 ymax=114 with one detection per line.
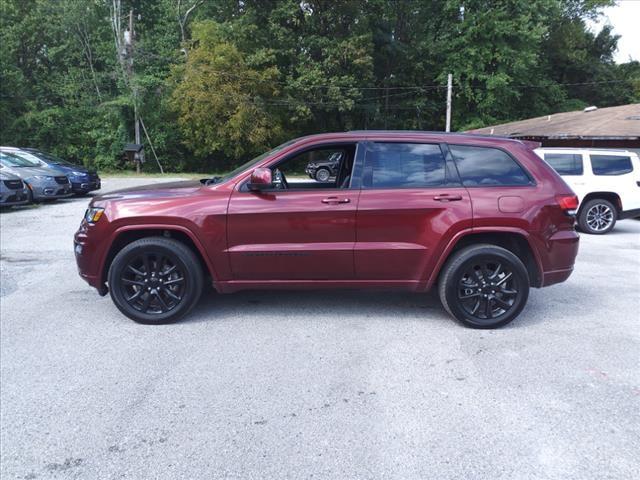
xmin=108 ymin=237 xmax=204 ymax=324
xmin=438 ymin=245 xmax=530 ymax=329
xmin=578 ymin=198 xmax=616 ymax=234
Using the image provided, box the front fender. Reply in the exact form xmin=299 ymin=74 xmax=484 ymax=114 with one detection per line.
xmin=97 ymin=223 xmax=226 ymax=290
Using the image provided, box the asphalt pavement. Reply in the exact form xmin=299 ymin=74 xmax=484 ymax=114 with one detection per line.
xmin=1 ymin=177 xmax=639 ymax=479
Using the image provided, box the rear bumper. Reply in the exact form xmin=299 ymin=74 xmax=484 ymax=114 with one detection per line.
xmin=619 ymin=208 xmax=640 ymax=220
xmin=542 ymin=267 xmax=574 ymax=286
xmin=537 ymin=229 xmax=580 ymax=287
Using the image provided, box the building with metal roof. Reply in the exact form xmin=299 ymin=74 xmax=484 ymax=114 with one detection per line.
xmin=468 ymin=103 xmax=640 ymax=151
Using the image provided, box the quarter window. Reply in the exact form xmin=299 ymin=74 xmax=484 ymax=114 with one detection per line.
xmin=449 ymin=145 xmax=532 ymax=186
xmin=544 ymin=153 xmax=583 ymax=175
xmin=363 ymin=143 xmax=446 ymax=188
xmin=590 ymin=155 xmax=633 ymax=176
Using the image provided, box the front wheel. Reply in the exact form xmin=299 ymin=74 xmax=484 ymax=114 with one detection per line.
xmin=108 ymin=237 xmax=204 ymax=324
xmin=578 ymin=198 xmax=617 ymax=234
xmin=438 ymin=245 xmax=530 ymax=329
xmin=315 ymin=168 xmax=331 ymax=182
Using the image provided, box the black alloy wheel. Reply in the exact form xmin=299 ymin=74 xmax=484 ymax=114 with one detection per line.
xmin=120 ymin=252 xmax=185 ymax=314
xmin=439 ymin=245 xmax=530 ymax=328
xmin=108 ymin=237 xmax=203 ymax=324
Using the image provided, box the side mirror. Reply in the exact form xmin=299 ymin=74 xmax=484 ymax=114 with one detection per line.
xmin=248 ymin=167 xmax=272 ymax=191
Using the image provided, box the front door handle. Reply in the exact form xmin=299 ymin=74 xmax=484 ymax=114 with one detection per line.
xmin=433 ymin=194 xmax=463 ymax=202
xmin=322 ymin=197 xmax=350 ymax=204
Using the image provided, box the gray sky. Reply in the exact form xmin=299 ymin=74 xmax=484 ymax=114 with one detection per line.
xmin=588 ymin=0 xmax=640 ymax=63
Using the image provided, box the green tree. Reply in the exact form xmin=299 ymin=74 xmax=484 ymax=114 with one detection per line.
xmin=170 ymin=21 xmax=282 ymax=163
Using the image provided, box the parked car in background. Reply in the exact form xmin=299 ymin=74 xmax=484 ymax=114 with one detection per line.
xmin=75 ymin=132 xmax=579 ymax=329
xmin=536 ymin=148 xmax=640 ymax=234
xmin=1 ymin=147 xmax=100 ymax=195
xmin=0 ymin=151 xmax=72 ymax=202
xmin=0 ymin=168 xmax=29 ymax=207
xmin=305 ymin=151 xmax=344 ymax=182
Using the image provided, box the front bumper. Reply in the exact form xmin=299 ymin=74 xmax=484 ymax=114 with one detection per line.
xmin=74 ymin=216 xmax=112 ymax=294
xmin=0 ymin=187 xmax=30 ymax=206
xmin=29 ymin=180 xmax=73 ymax=200
xmin=70 ymin=176 xmax=101 ymax=193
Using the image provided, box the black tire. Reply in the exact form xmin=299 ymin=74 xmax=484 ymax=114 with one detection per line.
xmin=314 ymin=168 xmax=331 ymax=182
xmin=438 ymin=244 xmax=530 ymax=329
xmin=26 ymin=187 xmax=34 ymax=204
xmin=108 ymin=237 xmax=204 ymax=324
xmin=578 ymin=198 xmax=617 ymax=234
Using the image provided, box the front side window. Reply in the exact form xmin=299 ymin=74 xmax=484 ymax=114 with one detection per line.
xmin=363 ymin=143 xmax=446 ymax=188
xmin=590 ymin=155 xmax=633 ymax=176
xmin=544 ymin=153 xmax=584 ymax=175
xmin=271 ymin=144 xmax=356 ymax=190
xmin=449 ymin=145 xmax=532 ymax=186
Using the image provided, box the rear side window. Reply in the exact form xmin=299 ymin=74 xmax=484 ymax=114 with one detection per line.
xmin=544 ymin=153 xmax=583 ymax=175
xmin=449 ymin=145 xmax=532 ymax=186
xmin=590 ymin=155 xmax=633 ymax=176
xmin=363 ymin=143 xmax=445 ymax=188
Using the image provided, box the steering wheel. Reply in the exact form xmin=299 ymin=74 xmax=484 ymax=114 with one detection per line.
xmin=274 ymin=168 xmax=289 ymax=189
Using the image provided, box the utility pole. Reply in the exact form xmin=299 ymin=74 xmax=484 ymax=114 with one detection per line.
xmin=445 ymin=73 xmax=452 ymax=132
xmin=126 ymin=9 xmax=143 ymax=173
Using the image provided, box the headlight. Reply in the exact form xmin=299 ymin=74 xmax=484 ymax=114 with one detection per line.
xmin=71 ymin=171 xmax=85 ymax=176
xmin=30 ymin=175 xmax=53 ymax=180
xmin=84 ymin=207 xmax=104 ymax=223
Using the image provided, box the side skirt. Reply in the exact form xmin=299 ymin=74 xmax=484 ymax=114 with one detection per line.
xmin=214 ymin=279 xmax=425 ymax=294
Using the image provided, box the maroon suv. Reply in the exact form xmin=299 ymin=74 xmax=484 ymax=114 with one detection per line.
xmin=75 ymin=131 xmax=579 ymax=328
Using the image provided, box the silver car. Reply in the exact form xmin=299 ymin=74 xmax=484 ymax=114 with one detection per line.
xmin=0 ymin=168 xmax=30 ymax=206
xmin=0 ymin=151 xmax=72 ymax=201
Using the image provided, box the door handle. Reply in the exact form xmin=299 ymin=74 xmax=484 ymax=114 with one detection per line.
xmin=433 ymin=194 xmax=463 ymax=202
xmin=321 ymin=197 xmax=350 ymax=204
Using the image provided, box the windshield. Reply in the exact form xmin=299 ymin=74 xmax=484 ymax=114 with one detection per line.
xmin=6 ymin=150 xmax=46 ymax=166
xmin=31 ymin=150 xmax=75 ymax=166
xmin=216 ymin=139 xmax=299 ymax=183
xmin=0 ymin=152 xmax=40 ymax=167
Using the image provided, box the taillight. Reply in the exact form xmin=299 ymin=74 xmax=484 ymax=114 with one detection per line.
xmin=556 ymin=194 xmax=579 ymax=216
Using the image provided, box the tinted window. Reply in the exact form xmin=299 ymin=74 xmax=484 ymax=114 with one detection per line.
xmin=590 ymin=155 xmax=633 ymax=176
xmin=363 ymin=143 xmax=445 ymax=188
xmin=450 ymin=145 xmax=532 ymax=186
xmin=544 ymin=153 xmax=583 ymax=175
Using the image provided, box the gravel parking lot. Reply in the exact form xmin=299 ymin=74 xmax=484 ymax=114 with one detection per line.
xmin=1 ymin=177 xmax=639 ymax=480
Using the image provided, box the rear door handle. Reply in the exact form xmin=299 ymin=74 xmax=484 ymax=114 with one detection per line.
xmin=322 ymin=197 xmax=350 ymax=204
xmin=433 ymin=194 xmax=463 ymax=202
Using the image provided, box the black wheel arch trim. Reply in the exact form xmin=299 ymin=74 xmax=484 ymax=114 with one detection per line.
xmin=100 ymin=224 xmax=218 ymax=290
xmin=428 ymin=227 xmax=544 ymax=290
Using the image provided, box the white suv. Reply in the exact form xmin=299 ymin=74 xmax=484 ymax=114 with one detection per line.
xmin=536 ymin=148 xmax=640 ymax=234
